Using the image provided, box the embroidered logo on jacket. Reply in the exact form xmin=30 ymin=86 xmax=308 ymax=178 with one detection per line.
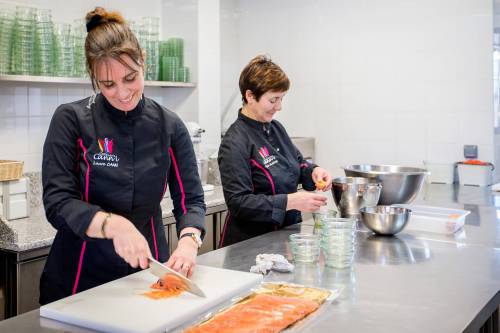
xmin=258 ymin=146 xmax=278 ymax=168
xmin=93 ymin=138 xmax=120 ymax=168
xmin=98 ymin=138 xmax=113 ymax=154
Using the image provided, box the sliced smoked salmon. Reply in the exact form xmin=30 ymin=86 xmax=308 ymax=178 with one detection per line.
xmin=183 ymin=293 xmax=319 ymax=333
xmin=143 ymin=274 xmax=187 ymax=300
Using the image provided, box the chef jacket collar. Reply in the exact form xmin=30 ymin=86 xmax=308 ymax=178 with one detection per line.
xmin=99 ymin=93 xmax=145 ymax=118
xmin=238 ymin=108 xmax=272 ymax=135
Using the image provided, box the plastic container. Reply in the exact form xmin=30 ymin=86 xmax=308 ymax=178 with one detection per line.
xmin=393 ymin=204 xmax=470 ymax=234
xmin=320 ymin=217 xmax=356 ymax=268
xmin=289 ymin=233 xmax=321 ymax=263
xmin=457 ymin=163 xmax=493 ymax=186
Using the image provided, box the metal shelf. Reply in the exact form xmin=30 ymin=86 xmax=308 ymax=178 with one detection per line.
xmin=0 ymin=74 xmax=196 ymax=88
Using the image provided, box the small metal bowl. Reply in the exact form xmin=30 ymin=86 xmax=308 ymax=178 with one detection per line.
xmin=360 ymin=206 xmax=411 ymax=236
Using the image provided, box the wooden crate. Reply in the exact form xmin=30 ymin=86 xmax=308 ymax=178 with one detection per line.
xmin=0 ymin=160 xmax=23 ymax=181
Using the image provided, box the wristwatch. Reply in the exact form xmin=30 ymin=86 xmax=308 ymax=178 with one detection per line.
xmin=180 ymin=232 xmax=203 ymax=249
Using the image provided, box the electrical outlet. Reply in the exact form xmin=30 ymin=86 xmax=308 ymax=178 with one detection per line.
xmin=463 ymin=145 xmax=478 ymax=159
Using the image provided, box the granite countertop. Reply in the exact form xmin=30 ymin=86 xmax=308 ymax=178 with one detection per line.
xmin=0 ymin=183 xmax=226 ymax=252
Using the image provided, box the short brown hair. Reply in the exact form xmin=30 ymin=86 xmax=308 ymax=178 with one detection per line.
xmin=85 ymin=7 xmax=144 ymax=91
xmin=239 ymin=55 xmax=290 ymax=104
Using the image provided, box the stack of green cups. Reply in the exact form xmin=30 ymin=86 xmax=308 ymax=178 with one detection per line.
xmin=176 ymin=67 xmax=189 ymax=82
xmin=159 ymin=37 xmax=189 ymax=82
xmin=0 ymin=6 xmax=15 ymax=74
xmin=11 ymin=6 xmax=36 ymax=75
xmin=53 ymin=23 xmax=74 ymax=77
xmin=138 ymin=17 xmax=159 ymax=81
xmin=161 ymin=56 xmax=179 ymax=81
xmin=72 ymin=19 xmax=86 ymax=77
xmin=165 ymin=38 xmax=183 ymax=66
xmin=158 ymin=41 xmax=169 ymax=80
xmin=34 ymin=8 xmax=54 ymax=76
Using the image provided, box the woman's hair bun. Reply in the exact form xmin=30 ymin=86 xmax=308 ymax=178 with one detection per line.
xmin=85 ymin=7 xmax=125 ymax=32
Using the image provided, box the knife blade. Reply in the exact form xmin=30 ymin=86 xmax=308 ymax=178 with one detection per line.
xmin=148 ymin=257 xmax=206 ymax=298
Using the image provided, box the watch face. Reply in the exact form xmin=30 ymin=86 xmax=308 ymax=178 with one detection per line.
xmin=193 ymin=234 xmax=203 ymax=247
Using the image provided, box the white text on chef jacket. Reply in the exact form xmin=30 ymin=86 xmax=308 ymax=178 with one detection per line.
xmin=263 ymin=155 xmax=278 ymax=168
xmin=93 ymin=152 xmax=120 ymax=168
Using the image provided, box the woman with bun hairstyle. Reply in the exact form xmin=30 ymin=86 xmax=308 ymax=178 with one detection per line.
xmin=217 ymin=55 xmax=332 ymax=247
xmin=40 ymin=7 xmax=205 ymax=304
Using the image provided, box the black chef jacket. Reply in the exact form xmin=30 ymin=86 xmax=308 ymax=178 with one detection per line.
xmin=217 ymin=110 xmax=317 ymax=247
xmin=40 ymin=93 xmax=206 ymax=305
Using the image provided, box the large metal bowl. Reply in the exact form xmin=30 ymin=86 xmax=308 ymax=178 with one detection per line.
xmin=343 ymin=164 xmax=429 ymax=205
xmin=360 ymin=206 xmax=411 ymax=236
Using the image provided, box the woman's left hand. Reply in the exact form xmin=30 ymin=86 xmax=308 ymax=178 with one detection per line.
xmin=312 ymin=167 xmax=333 ymax=191
xmin=166 ymin=234 xmax=199 ymax=278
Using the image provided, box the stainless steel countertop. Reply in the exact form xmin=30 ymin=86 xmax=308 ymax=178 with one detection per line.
xmin=0 ymin=186 xmax=226 ymax=252
xmin=1 ymin=183 xmax=500 ymax=332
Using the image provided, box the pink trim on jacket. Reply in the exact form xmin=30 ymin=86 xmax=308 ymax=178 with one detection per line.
xmin=73 ymin=138 xmax=90 ymax=294
xmin=150 ymin=217 xmax=159 ymax=260
xmin=168 ymin=147 xmax=187 ymax=214
xmin=77 ymin=139 xmax=90 ymax=202
xmin=250 ymin=159 xmax=276 ymax=194
xmin=72 ymin=241 xmax=87 ymax=295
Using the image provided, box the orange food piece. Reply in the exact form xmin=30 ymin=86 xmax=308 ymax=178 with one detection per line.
xmin=315 ymin=180 xmax=326 ymax=190
xmin=183 ymin=294 xmax=319 ymax=333
xmin=143 ymin=289 xmax=184 ymax=299
xmin=448 ymin=214 xmax=460 ymax=219
xmin=462 ymin=160 xmax=489 ymax=166
xmin=143 ymin=274 xmax=187 ymax=300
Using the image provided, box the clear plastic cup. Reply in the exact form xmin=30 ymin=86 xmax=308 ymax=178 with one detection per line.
xmin=289 ymin=233 xmax=321 ymax=263
xmin=320 ymin=217 xmax=356 ymax=268
xmin=312 ymin=208 xmax=338 ymax=233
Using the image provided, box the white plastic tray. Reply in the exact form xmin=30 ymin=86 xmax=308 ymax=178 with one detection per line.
xmin=393 ymin=204 xmax=470 ymax=235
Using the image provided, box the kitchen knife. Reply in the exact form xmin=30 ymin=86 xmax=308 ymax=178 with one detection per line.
xmin=148 ymin=257 xmax=206 ymax=298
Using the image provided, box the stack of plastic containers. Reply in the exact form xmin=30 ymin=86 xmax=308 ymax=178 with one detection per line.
xmin=138 ymin=17 xmax=159 ymax=81
xmin=161 ymin=55 xmax=179 ymax=81
xmin=33 ymin=9 xmax=54 ymax=76
xmin=72 ymin=19 xmax=87 ymax=77
xmin=11 ymin=6 xmax=36 ymax=75
xmin=159 ymin=37 xmax=189 ymax=82
xmin=53 ymin=23 xmax=74 ymax=77
xmin=0 ymin=5 xmax=15 ymax=74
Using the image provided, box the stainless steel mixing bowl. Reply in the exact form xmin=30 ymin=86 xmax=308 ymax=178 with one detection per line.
xmin=343 ymin=164 xmax=429 ymax=205
xmin=332 ymin=177 xmax=382 ymax=219
xmin=360 ymin=205 xmax=411 ymax=235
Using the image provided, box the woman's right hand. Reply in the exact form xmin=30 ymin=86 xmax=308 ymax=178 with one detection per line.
xmin=107 ymin=215 xmax=152 ymax=269
xmin=286 ymin=192 xmax=327 ymax=212
xmin=87 ymin=212 xmax=152 ymax=269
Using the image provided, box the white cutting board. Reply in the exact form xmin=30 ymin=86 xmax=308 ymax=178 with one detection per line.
xmin=40 ymin=265 xmax=263 ymax=333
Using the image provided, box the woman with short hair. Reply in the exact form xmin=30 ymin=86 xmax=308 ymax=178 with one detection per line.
xmin=218 ymin=55 xmax=332 ymax=247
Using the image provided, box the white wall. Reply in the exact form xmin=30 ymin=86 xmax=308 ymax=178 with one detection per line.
xmin=197 ymin=0 xmax=221 ymax=153
xmin=220 ymin=0 xmax=241 ymax=133
xmin=161 ymin=0 xmax=198 ymax=122
xmin=221 ymin=0 xmax=495 ymax=178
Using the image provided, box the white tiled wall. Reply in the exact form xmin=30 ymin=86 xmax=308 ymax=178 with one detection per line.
xmin=221 ymin=0 xmax=495 ymax=178
xmin=0 ymin=83 xmax=198 ymax=172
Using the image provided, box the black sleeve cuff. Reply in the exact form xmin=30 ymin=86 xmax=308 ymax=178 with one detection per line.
xmin=272 ymin=194 xmax=288 ymax=226
xmin=176 ymin=208 xmax=207 ymax=240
